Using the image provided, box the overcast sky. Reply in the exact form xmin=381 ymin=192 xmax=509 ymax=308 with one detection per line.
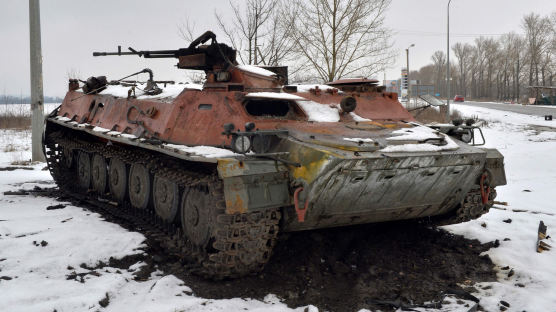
xmin=1 ymin=0 xmax=555 ymax=97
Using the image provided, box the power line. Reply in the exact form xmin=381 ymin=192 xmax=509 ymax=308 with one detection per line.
xmin=393 ymin=28 xmax=506 ymax=37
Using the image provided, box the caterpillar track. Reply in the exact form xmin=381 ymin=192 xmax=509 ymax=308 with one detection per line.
xmin=434 ymin=188 xmax=497 ymax=226
xmin=44 ymin=125 xmax=280 ymax=279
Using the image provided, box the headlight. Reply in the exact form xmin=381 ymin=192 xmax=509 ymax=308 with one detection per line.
xmin=231 ymin=135 xmax=252 ymax=154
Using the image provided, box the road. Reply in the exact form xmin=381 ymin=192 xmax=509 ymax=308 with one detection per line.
xmin=453 ymin=101 xmax=556 ymax=117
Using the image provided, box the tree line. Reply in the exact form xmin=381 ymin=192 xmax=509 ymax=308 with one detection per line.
xmin=0 ymin=94 xmax=63 ymax=104
xmin=413 ymin=12 xmax=556 ymax=102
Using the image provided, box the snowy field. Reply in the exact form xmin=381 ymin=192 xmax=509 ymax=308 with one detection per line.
xmin=0 ymin=103 xmax=59 ymax=116
xmin=442 ymin=104 xmax=556 ymax=311
xmin=0 ymin=103 xmax=555 ymax=311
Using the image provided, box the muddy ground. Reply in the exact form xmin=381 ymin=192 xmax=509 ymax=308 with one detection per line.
xmin=169 ymin=223 xmax=495 ymax=311
xmin=34 ymin=187 xmax=497 ymax=312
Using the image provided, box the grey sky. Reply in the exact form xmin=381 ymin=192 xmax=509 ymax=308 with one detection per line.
xmin=1 ymin=0 xmax=555 ymax=97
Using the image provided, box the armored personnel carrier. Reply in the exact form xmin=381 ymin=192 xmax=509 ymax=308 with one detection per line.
xmin=43 ymin=31 xmax=506 ymax=279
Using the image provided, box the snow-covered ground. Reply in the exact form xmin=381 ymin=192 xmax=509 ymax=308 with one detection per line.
xmin=0 ymin=142 xmax=313 ymax=310
xmin=443 ymin=103 xmax=556 ymax=312
xmin=0 ymin=103 xmax=555 ymax=311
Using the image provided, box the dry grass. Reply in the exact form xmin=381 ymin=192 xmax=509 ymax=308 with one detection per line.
xmin=10 ymin=159 xmax=34 ymax=166
xmin=0 ymin=104 xmax=31 ymax=129
xmin=3 ymin=144 xmax=17 ymax=152
xmin=0 ymin=115 xmax=31 ymax=129
xmin=411 ymin=107 xmax=462 ymax=124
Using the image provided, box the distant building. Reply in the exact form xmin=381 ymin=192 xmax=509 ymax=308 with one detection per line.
xmin=383 ymin=79 xmax=435 ymax=97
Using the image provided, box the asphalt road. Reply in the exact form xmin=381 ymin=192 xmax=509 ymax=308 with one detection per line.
xmin=453 ymin=101 xmax=556 ymax=117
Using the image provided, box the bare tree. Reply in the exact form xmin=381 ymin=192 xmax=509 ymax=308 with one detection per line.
xmin=452 ymin=43 xmax=472 ymax=97
xmin=415 ymin=11 xmax=556 ymax=102
xmin=214 ymin=0 xmax=279 ymax=65
xmin=413 ymin=64 xmax=435 ymax=85
xmin=431 ymin=51 xmax=446 ymax=96
xmin=522 ymin=13 xmax=551 ymax=97
xmin=283 ymin=0 xmax=394 ymax=82
xmin=177 ymin=18 xmax=197 ymax=43
xmin=258 ymin=7 xmax=297 ymax=66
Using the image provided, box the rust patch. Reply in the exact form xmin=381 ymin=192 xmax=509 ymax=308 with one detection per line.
xmin=226 ymin=193 xmax=247 ymax=214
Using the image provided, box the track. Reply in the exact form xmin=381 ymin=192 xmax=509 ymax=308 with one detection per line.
xmin=43 ymin=123 xmax=280 ymax=279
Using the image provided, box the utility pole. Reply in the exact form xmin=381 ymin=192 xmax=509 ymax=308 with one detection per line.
xmin=29 ymin=0 xmax=45 ymax=161
xmin=445 ymin=0 xmax=452 ymax=122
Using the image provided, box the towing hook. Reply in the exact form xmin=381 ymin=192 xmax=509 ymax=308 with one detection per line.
xmin=480 ymin=172 xmax=491 ymax=205
xmin=294 ymin=187 xmax=309 ymax=222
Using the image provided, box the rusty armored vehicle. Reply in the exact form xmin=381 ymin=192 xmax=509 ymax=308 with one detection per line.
xmin=43 ymin=31 xmax=506 ymax=279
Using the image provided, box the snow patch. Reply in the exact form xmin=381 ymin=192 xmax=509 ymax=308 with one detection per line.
xmin=386 ymin=124 xmax=443 ymax=141
xmin=344 ymin=137 xmax=374 ymax=143
xmin=164 ymin=144 xmax=238 ymax=158
xmin=379 ymin=138 xmax=459 ymax=153
xmin=295 ymin=84 xmax=339 ymax=93
xmin=92 ymin=126 xmax=110 ymax=133
xmin=245 ymin=92 xmax=305 ymax=101
xmin=119 ymin=133 xmax=138 ymax=139
xmin=350 ymin=112 xmax=372 ymax=122
xmin=296 ymin=100 xmax=340 ymax=122
xmin=236 ymin=65 xmax=276 ymax=77
xmin=100 ymin=83 xmax=200 ymax=100
xmin=55 ymin=116 xmax=71 ymax=122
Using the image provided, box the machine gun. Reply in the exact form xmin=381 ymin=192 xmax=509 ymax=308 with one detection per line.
xmin=93 ymin=31 xmax=237 ymax=71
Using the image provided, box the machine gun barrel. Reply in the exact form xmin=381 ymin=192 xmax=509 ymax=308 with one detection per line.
xmin=93 ymin=46 xmax=179 ymax=58
xmin=91 ymin=32 xmax=237 ymax=70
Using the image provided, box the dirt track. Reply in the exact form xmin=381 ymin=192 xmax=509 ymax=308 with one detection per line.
xmin=162 ymin=222 xmax=495 ymax=311
xmin=37 ymin=188 xmax=497 ymax=312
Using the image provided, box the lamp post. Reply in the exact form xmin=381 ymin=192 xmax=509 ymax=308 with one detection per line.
xmin=406 ymin=44 xmax=415 ymax=105
xmin=445 ymin=0 xmax=452 ymax=122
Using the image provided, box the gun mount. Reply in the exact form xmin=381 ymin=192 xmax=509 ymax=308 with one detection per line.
xmin=93 ymin=31 xmax=237 ymax=71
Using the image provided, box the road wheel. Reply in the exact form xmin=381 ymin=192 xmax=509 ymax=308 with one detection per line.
xmin=77 ymin=151 xmax=91 ymax=190
xmin=129 ymin=163 xmax=151 ymax=210
xmin=91 ymin=154 xmax=107 ymax=194
xmin=181 ymin=185 xmax=214 ymax=246
xmin=109 ymin=157 xmax=127 ymax=202
xmin=153 ymin=175 xmax=179 ymax=222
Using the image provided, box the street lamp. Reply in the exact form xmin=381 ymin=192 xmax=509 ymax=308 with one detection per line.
xmin=446 ymin=0 xmax=452 ymax=122
xmin=406 ymin=44 xmax=415 ymax=105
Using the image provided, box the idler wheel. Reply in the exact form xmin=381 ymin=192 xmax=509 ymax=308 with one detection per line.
xmin=77 ymin=151 xmax=91 ymax=190
xmin=181 ymin=186 xmax=213 ymax=246
xmin=153 ymin=175 xmax=179 ymax=222
xmin=91 ymin=154 xmax=107 ymax=194
xmin=128 ymin=163 xmax=151 ymax=210
xmin=109 ymin=158 xmax=127 ymax=202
